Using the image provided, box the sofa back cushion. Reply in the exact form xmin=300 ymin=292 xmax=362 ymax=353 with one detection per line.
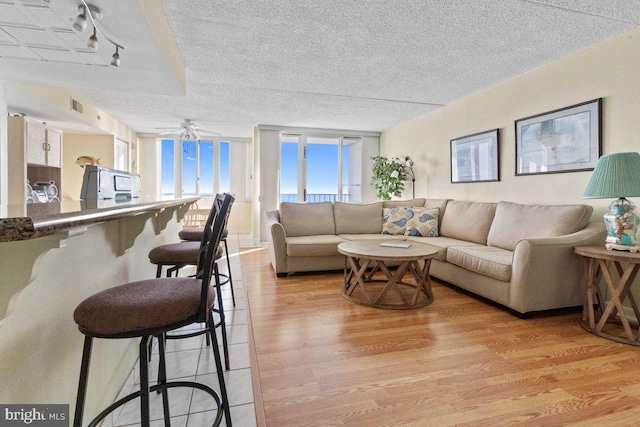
xmin=280 ymin=202 xmax=336 ymax=237
xmin=439 ymin=201 xmax=497 ymax=244
xmin=424 ymin=199 xmax=449 ymax=228
xmin=383 ymin=198 xmax=426 ymax=208
xmin=487 ymin=201 xmax=593 ymax=250
xmin=334 ymin=202 xmax=383 ymax=234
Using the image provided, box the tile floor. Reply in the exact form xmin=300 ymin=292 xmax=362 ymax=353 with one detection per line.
xmin=101 ymin=232 xmax=258 ymax=427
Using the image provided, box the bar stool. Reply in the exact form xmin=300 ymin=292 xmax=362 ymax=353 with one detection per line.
xmin=179 ymin=224 xmax=235 ymax=306
xmin=73 ymin=194 xmax=234 ymax=427
xmin=148 ymin=195 xmax=233 ymax=370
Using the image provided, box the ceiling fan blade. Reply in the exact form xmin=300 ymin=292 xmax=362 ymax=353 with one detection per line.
xmin=158 ymin=130 xmax=182 ymax=136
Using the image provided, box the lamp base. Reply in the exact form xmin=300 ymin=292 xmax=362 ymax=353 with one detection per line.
xmin=605 ymin=243 xmax=640 ymax=253
xmin=604 ymin=197 xmax=639 ymax=248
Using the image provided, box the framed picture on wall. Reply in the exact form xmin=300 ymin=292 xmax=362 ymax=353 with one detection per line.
xmin=515 ymin=98 xmax=602 ymax=176
xmin=450 ymin=129 xmax=499 ymax=183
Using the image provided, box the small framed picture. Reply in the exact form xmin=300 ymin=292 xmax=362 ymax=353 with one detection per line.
xmin=450 ymin=129 xmax=499 ymax=183
xmin=515 ymin=98 xmax=602 ymax=175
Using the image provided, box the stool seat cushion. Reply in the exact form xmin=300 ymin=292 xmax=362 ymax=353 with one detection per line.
xmin=149 ymin=242 xmax=223 ymax=265
xmin=149 ymin=241 xmax=200 ymax=264
xmin=74 ymin=278 xmax=215 ymax=337
xmin=179 ymin=227 xmax=228 ymax=242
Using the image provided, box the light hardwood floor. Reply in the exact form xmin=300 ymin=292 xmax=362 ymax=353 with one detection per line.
xmin=241 ymin=248 xmax=640 ymax=426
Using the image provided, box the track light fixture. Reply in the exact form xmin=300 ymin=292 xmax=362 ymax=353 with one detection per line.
xmin=110 ymin=46 xmax=120 ymax=67
xmin=87 ymin=26 xmax=98 ymax=51
xmin=72 ymin=9 xmax=87 ymax=31
xmin=72 ymin=0 xmax=124 ymax=67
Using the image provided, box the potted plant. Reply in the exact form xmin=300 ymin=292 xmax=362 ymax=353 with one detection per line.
xmin=370 ymin=156 xmax=407 ymax=200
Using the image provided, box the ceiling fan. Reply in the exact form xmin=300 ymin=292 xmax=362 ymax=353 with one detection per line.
xmin=154 ymin=119 xmax=222 ymax=140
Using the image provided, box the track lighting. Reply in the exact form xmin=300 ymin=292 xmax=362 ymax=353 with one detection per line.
xmin=72 ymin=1 xmax=124 ymax=67
xmin=87 ymin=27 xmax=98 ymax=51
xmin=110 ymin=46 xmax=120 ymax=67
xmin=72 ymin=8 xmax=87 ymax=31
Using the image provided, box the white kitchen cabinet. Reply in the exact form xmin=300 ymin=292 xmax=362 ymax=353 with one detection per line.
xmin=7 ymin=116 xmax=63 ymax=205
xmin=22 ymin=119 xmax=62 ymax=167
xmin=45 ymin=128 xmax=62 ymax=168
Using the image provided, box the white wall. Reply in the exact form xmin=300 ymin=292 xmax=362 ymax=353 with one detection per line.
xmin=139 ymin=136 xmax=160 ymax=199
xmin=381 ymin=26 xmax=640 ymax=219
xmin=255 ymin=129 xmax=280 ymax=242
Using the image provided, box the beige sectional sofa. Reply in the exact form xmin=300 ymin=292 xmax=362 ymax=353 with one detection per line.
xmin=263 ymin=198 xmax=606 ymax=315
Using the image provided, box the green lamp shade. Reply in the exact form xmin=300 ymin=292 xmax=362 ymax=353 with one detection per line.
xmin=583 ymin=152 xmax=640 ymax=199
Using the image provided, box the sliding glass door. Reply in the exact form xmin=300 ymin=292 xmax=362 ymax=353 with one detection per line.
xmin=279 ymin=134 xmax=361 ymax=203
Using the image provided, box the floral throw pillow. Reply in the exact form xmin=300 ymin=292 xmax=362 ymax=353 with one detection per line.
xmin=405 ymin=208 xmax=439 ymax=237
xmin=382 ymin=207 xmax=409 ymax=235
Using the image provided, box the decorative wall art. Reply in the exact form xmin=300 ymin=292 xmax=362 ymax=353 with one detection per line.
xmin=515 ymin=98 xmax=602 ymax=175
xmin=450 ymin=129 xmax=499 ymax=183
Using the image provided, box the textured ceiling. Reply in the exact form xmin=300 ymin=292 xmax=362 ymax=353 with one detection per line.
xmin=3 ymin=0 xmax=640 ymax=138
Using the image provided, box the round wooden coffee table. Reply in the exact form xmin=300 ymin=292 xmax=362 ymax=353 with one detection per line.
xmin=337 ymin=240 xmax=439 ymax=309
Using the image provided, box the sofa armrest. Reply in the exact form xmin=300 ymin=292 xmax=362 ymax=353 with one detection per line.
xmin=509 ymin=222 xmax=606 ymax=313
xmin=264 ymin=210 xmax=287 ymax=275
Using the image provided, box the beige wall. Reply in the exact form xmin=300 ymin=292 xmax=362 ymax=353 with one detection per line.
xmin=62 ymin=134 xmax=115 ymax=200
xmin=10 ymin=84 xmax=137 ymax=144
xmin=381 ymin=26 xmax=640 ymax=220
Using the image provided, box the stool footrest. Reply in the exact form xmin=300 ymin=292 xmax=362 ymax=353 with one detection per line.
xmin=87 ymin=381 xmax=223 ymax=427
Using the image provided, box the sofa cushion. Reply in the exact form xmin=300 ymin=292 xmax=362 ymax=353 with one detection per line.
xmin=487 ymin=201 xmax=594 ymax=251
xmin=383 ymin=198 xmax=427 ymax=208
xmin=382 ymin=207 xmax=409 ymax=235
xmin=407 ymin=236 xmax=483 ymax=261
xmin=446 ymin=246 xmax=513 ymax=282
xmin=334 ymin=201 xmax=383 ymax=234
xmin=439 ymin=201 xmax=497 ymax=244
xmin=339 ymin=234 xmax=408 ymax=241
xmin=280 ymin=202 xmax=336 ymax=237
xmin=405 ymin=208 xmax=439 ymax=237
xmin=286 ymin=235 xmax=347 ymax=257
xmin=424 ymin=199 xmax=449 ymax=228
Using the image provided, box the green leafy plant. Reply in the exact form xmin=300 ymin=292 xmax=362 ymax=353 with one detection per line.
xmin=370 ymin=156 xmax=407 ymax=200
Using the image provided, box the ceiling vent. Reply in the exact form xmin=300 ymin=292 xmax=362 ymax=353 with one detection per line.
xmin=71 ymin=98 xmax=83 ymax=114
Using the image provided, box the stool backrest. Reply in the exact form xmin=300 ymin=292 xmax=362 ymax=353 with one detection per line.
xmin=195 ymin=193 xmax=234 ymax=321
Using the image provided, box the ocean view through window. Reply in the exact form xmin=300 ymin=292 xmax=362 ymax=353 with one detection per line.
xmin=161 ymin=139 xmax=230 ymax=197
xmin=279 ymin=134 xmax=360 ymax=203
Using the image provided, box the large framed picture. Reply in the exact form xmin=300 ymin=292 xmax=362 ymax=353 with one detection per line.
xmin=450 ymin=129 xmax=499 ymax=183
xmin=515 ymin=98 xmax=602 ymax=176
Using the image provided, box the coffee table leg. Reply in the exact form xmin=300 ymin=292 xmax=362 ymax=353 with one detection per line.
xmin=375 ymin=261 xmax=411 ymax=306
xmin=409 ymin=259 xmax=432 ymax=305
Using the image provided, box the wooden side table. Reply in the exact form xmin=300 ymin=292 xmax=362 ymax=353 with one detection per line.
xmin=574 ymin=245 xmax=640 ymax=346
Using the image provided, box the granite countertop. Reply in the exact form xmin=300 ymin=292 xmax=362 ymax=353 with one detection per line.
xmin=0 ymin=196 xmax=199 ymax=243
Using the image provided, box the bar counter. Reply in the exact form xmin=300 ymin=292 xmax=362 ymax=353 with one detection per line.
xmin=0 ymin=196 xmax=199 ymax=242
xmin=0 ymin=196 xmax=198 ymax=417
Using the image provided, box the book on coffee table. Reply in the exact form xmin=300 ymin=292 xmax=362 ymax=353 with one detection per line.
xmin=380 ymin=242 xmax=411 ymax=248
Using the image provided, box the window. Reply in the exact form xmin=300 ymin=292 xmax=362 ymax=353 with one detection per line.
xmin=279 ymin=134 xmax=361 ymax=203
xmin=114 ymin=138 xmax=129 ymax=172
xmin=160 ymin=138 xmax=230 ymax=198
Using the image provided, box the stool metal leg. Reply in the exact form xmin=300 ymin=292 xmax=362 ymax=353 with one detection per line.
xmin=214 ymin=263 xmax=230 ymax=370
xmin=73 ymin=336 xmax=93 ymax=427
xmin=223 ymin=238 xmax=236 ymax=306
xmin=207 ymin=311 xmax=232 ymax=427
xmin=139 ymin=336 xmax=152 ymax=427
xmin=157 ymin=334 xmax=171 ymax=426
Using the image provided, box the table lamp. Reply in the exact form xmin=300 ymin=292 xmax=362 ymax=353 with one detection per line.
xmin=583 ymin=152 xmax=640 ymax=251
